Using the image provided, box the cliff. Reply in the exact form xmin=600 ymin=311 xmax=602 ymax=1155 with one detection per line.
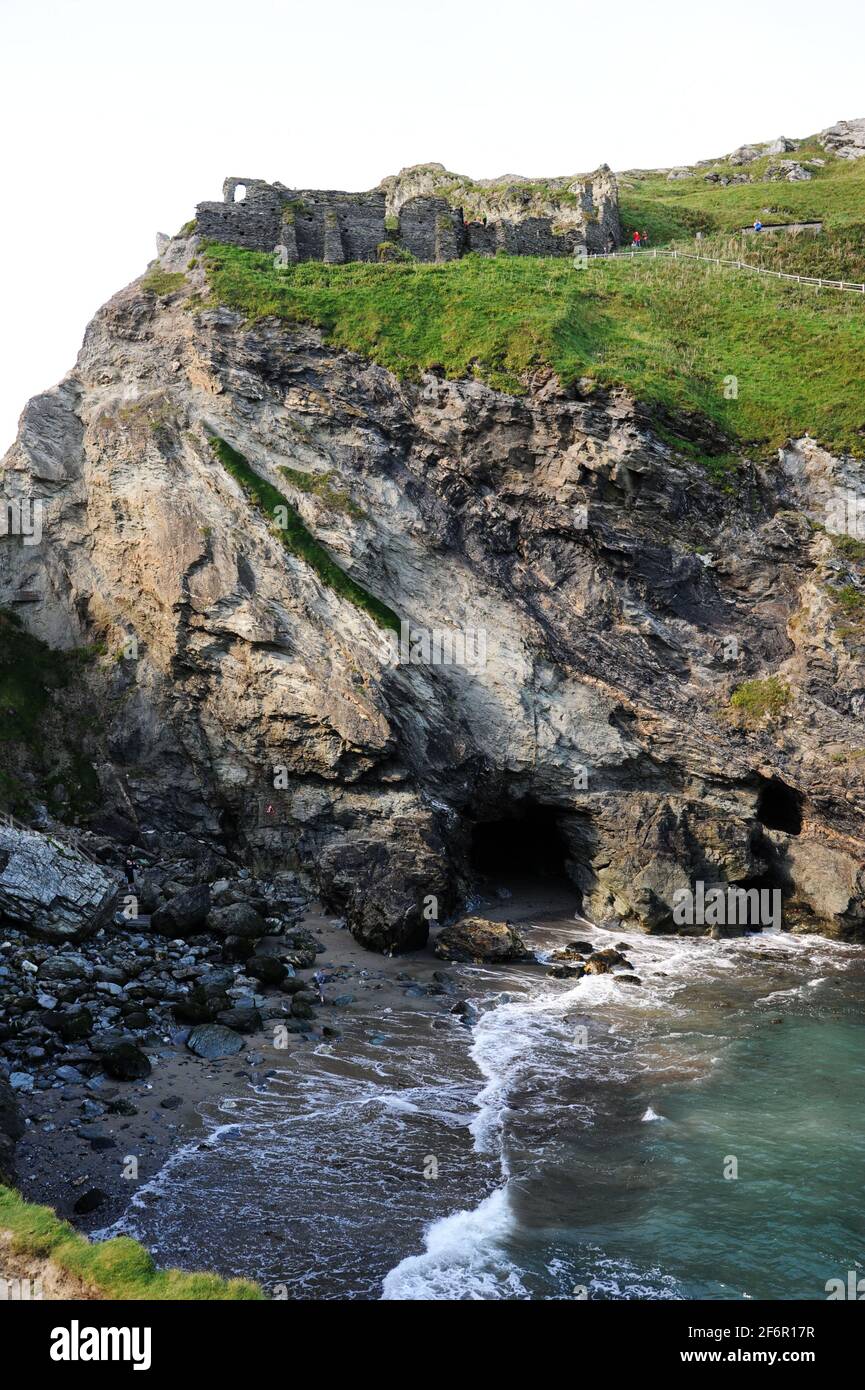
xmin=2 ymin=224 xmax=865 ymax=952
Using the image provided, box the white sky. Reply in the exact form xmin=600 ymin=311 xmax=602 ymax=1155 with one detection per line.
xmin=2 ymin=0 xmax=864 ymax=451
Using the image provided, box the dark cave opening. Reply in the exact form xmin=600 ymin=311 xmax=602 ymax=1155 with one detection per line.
xmin=470 ymin=804 xmax=570 ymax=882
xmin=756 ymin=776 xmax=804 ymax=836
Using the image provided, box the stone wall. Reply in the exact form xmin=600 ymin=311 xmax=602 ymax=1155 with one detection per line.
xmin=196 ymin=164 xmax=622 ymax=263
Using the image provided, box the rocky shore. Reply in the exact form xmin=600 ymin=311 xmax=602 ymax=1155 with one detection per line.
xmin=1 ymin=821 xmax=560 ymax=1236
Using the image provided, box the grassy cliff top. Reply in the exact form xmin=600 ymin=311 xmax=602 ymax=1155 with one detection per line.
xmin=0 ymin=1186 xmax=263 ymax=1299
xmin=203 ymin=242 xmax=865 ymax=462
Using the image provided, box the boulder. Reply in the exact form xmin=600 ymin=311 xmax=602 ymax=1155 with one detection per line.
xmin=45 ymin=1006 xmax=94 ymax=1043
xmin=207 ymin=902 xmax=267 ymax=940
xmin=728 ymin=144 xmax=760 ymax=165
xmin=434 ymin=917 xmax=531 ymax=964
xmin=583 ymin=948 xmax=633 ymax=975
xmin=39 ymin=952 xmax=95 ymax=983
xmin=819 ymin=117 xmax=865 ymax=160
xmin=187 ymin=1023 xmax=246 ymax=1059
xmin=172 ymin=989 xmax=229 ymax=1024
xmin=280 ymin=928 xmax=320 ymax=969
xmin=215 ymin=1006 xmax=262 ymax=1034
xmin=246 ymin=956 xmax=287 ymax=986
xmin=101 ymin=1041 xmax=151 ymax=1080
xmin=0 ymin=826 xmax=117 ymax=942
xmin=150 ymin=884 xmax=211 ymax=936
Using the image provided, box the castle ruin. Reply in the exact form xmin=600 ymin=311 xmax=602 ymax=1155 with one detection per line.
xmin=195 ymin=163 xmax=622 ymax=264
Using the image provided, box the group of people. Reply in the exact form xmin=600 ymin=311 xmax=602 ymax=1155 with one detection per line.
xmin=630 ymin=229 xmax=650 ymax=248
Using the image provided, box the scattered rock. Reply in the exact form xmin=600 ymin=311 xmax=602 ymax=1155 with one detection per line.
xmin=216 ymin=1006 xmax=262 ymax=1034
xmin=150 ymin=884 xmax=211 ymax=936
xmin=246 ymin=956 xmax=287 ymax=986
xmin=207 ymin=902 xmax=267 ymax=940
xmin=187 ymin=1023 xmax=246 ymax=1058
xmin=101 ymin=1042 xmax=151 ymax=1080
xmin=434 ymin=917 xmax=531 ymax=964
xmin=548 ymin=963 xmax=585 ymax=979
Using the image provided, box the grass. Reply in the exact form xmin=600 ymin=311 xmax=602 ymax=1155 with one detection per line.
xmin=832 ymin=583 xmax=865 ymax=617
xmin=729 ymin=676 xmax=792 ymax=723
xmin=210 ymin=437 xmax=399 ymax=631
xmin=203 ymin=241 xmax=865 ymax=459
xmin=0 ymin=1186 xmax=263 ymax=1300
xmin=619 ymin=142 xmax=865 ymax=242
xmin=689 ymin=225 xmax=865 ymax=285
xmin=278 ymin=464 xmax=365 ymax=517
xmin=141 ymin=267 xmax=187 ymax=297
xmin=832 ymin=534 xmax=865 ymax=561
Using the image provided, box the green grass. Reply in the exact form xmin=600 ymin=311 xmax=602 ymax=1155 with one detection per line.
xmin=203 ymin=241 xmax=865 ymax=459
xmin=141 ymin=267 xmax=187 ymax=297
xmin=689 ymin=225 xmax=865 ymax=285
xmin=833 ymin=534 xmax=865 ymax=561
xmin=619 ymin=142 xmax=865 ymax=243
xmin=832 ymin=583 xmax=865 ymax=616
xmin=0 ymin=1186 xmax=263 ymax=1300
xmin=278 ymin=464 xmax=365 ymax=517
xmin=210 ymin=437 xmax=399 ymax=631
xmin=729 ymin=676 xmax=792 ymax=722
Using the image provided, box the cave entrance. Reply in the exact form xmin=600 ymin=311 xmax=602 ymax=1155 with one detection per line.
xmin=470 ymin=804 xmax=570 ymax=883
xmin=756 ymin=776 xmax=804 ymax=835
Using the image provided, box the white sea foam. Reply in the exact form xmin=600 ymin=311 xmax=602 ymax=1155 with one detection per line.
xmin=381 ymin=1187 xmax=528 ymax=1300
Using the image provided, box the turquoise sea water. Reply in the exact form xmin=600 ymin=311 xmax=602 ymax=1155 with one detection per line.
xmin=100 ymin=893 xmax=865 ymax=1301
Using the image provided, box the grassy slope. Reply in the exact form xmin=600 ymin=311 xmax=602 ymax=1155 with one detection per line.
xmin=618 ymin=141 xmax=865 ymax=242
xmin=204 ymin=242 xmax=865 ymax=459
xmin=210 ymin=436 xmax=400 ymax=631
xmin=0 ymin=1186 xmax=263 ymax=1299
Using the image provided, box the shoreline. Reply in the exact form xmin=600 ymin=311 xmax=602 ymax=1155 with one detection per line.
xmin=9 ymin=879 xmax=862 ymax=1299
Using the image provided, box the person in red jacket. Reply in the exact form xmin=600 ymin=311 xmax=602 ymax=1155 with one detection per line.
xmin=632 ymin=230 xmax=641 ymax=248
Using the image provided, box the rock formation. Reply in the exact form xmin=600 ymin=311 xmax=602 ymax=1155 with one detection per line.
xmin=819 ymin=117 xmax=865 ymax=160
xmin=2 ymin=220 xmax=865 ymax=953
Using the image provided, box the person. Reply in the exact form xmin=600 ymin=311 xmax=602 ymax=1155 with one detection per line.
xmin=642 ymin=230 xmax=649 ymax=247
xmin=632 ymin=230 xmax=641 ymax=248
xmin=123 ymin=855 xmax=136 ymax=889
xmin=754 ymin=218 xmax=763 ymax=233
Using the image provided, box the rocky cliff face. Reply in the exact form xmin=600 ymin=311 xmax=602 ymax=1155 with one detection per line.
xmin=2 ymin=236 xmax=865 ymax=950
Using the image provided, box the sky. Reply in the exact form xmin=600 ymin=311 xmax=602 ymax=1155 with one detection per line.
xmin=1 ymin=0 xmax=864 ymax=450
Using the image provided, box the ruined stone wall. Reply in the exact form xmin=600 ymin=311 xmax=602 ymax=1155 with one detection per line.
xmin=196 ymin=169 xmax=621 ymax=263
